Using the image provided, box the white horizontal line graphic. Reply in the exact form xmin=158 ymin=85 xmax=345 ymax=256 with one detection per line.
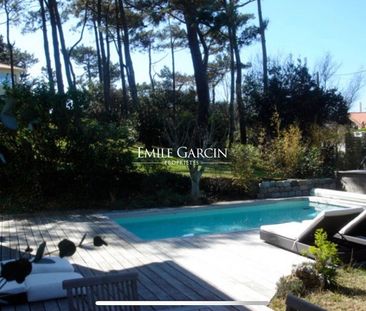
xmin=96 ymin=301 xmax=268 ymax=306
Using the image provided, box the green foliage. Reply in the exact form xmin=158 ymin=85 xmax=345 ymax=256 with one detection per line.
xmin=245 ymin=57 xmax=350 ymax=134
xmin=273 ymin=231 xmax=342 ymax=308
xmin=262 ymin=124 xmax=326 ymax=179
xmin=275 ymin=275 xmax=305 ymax=298
xmin=231 ymin=144 xmax=262 ymax=190
xmin=266 ymin=124 xmax=305 ymax=178
xmin=308 ymin=229 xmax=341 ymax=288
xmin=0 ymin=83 xmax=136 ymax=208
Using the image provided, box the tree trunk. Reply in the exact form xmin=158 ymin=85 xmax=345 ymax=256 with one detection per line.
xmin=188 ymin=162 xmax=204 ymax=200
xmin=168 ymin=18 xmax=176 ymax=120
xmin=257 ymin=0 xmax=268 ymax=91
xmin=184 ymin=12 xmax=210 ymax=131
xmin=5 ymin=4 xmax=15 ymax=87
xmin=39 ymin=0 xmax=54 ymax=92
xmin=104 ymin=14 xmax=111 ymax=113
xmin=50 ymin=0 xmax=74 ymax=91
xmin=231 ymin=4 xmax=247 ymax=144
xmin=92 ymin=19 xmax=103 ymax=83
xmin=47 ymin=0 xmax=64 ymax=94
xmin=97 ymin=0 xmax=109 ymax=112
xmin=115 ymin=0 xmax=128 ymax=117
xmin=148 ymin=43 xmax=155 ymax=91
xmin=87 ymin=59 xmax=92 ymax=84
xmin=226 ymin=0 xmax=235 ymax=147
xmin=118 ymin=0 xmax=138 ymax=107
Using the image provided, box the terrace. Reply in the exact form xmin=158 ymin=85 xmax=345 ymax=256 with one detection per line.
xmin=0 ymin=212 xmax=307 ymax=311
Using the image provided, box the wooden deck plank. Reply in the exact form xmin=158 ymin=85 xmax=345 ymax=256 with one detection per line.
xmin=85 ymin=215 xmax=202 ymax=302
xmin=0 ymin=212 xmax=306 ymax=311
xmin=80 ymin=215 xmax=185 ymax=309
xmin=62 ymin=215 xmax=159 ymax=311
xmin=100 ymin=216 xmax=235 ymax=302
xmin=91 ymin=216 xmax=242 ymax=311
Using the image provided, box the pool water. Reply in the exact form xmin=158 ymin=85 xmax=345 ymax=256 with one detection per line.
xmin=114 ymin=199 xmax=341 ymax=241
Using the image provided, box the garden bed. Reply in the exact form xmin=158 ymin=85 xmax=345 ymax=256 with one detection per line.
xmin=270 ymin=267 xmax=366 ymax=311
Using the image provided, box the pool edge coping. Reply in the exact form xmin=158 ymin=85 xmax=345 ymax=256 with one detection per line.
xmin=104 ymin=196 xmax=311 ymax=219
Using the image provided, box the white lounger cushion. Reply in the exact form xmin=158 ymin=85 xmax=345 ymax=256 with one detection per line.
xmin=311 ymin=188 xmax=366 ymax=205
xmin=25 ymin=272 xmax=83 ymax=302
xmin=260 ymin=220 xmax=312 ymax=240
xmin=339 ymin=210 xmax=366 ymax=235
xmin=31 ymin=257 xmax=74 ymax=274
xmin=1 ymin=257 xmax=74 ymax=274
xmin=341 ymin=235 xmax=366 ymax=246
xmin=261 ymin=207 xmax=364 ymax=241
xmin=0 ymin=280 xmax=27 ymax=295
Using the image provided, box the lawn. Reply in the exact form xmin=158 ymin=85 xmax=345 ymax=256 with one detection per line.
xmin=270 ymin=267 xmax=366 ymax=311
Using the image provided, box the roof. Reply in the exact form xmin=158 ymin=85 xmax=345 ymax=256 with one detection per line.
xmin=349 ymin=112 xmax=366 ymax=128
xmin=0 ymin=63 xmax=24 ymax=72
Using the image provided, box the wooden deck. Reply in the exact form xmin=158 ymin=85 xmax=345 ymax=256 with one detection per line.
xmin=0 ymin=213 xmax=309 ymax=311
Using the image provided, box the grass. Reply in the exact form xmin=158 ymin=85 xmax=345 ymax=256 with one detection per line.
xmin=270 ymin=267 xmax=366 ymax=311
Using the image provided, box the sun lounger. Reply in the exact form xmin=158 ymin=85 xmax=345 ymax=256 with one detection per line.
xmin=1 ymin=256 xmax=75 ymax=274
xmin=0 ymin=257 xmax=82 ymax=304
xmin=0 ymin=271 xmax=83 ymax=304
xmin=285 ymin=293 xmax=326 ymax=311
xmin=26 ymin=272 xmax=83 ymax=302
xmin=260 ymin=207 xmax=364 ymax=256
xmin=337 ymin=210 xmax=366 ymax=246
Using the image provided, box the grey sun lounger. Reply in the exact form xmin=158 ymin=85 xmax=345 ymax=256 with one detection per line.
xmin=337 ymin=210 xmax=366 ymax=246
xmin=260 ymin=207 xmax=364 ymax=256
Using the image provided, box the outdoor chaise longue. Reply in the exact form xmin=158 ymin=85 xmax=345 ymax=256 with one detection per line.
xmin=337 ymin=210 xmax=366 ymax=246
xmin=260 ymin=207 xmax=365 ymax=260
xmin=0 ymin=256 xmax=82 ymax=304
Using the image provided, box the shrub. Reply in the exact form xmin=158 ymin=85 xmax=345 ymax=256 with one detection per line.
xmin=263 ymin=124 xmax=326 ymax=179
xmin=201 ymin=177 xmax=255 ymax=200
xmin=297 ymin=146 xmax=323 ymax=178
xmin=294 ymin=262 xmax=322 ymax=291
xmin=308 ymin=228 xmax=340 ymax=288
xmin=275 ymin=275 xmax=305 ymax=298
xmin=266 ymin=124 xmax=305 ymax=178
xmin=230 ymin=144 xmax=262 ymax=190
xmin=0 ymin=84 xmax=136 ymax=208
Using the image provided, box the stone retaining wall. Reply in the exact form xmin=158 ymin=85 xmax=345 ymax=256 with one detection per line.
xmin=257 ymin=178 xmax=335 ymax=199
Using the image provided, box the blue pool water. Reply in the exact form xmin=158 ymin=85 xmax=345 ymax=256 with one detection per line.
xmin=114 ymin=199 xmax=341 ymax=241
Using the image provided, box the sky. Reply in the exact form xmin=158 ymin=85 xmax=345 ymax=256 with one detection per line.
xmin=1 ymin=0 xmax=365 ymax=111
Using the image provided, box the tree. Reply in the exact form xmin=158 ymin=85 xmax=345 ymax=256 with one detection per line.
xmin=132 ymin=29 xmax=157 ymax=91
xmin=50 ymin=0 xmax=75 ymax=90
xmin=0 ymin=0 xmax=22 ymax=86
xmin=223 ymin=0 xmax=258 ymax=144
xmin=244 ymin=58 xmax=350 ymax=134
xmin=0 ymin=35 xmax=37 ymax=69
xmin=113 ymin=0 xmax=128 ymax=117
xmin=117 ymin=0 xmax=139 ymax=107
xmin=47 ymin=0 xmax=64 ymax=93
xmin=257 ymin=0 xmax=268 ymax=91
xmin=149 ymin=20 xmax=187 ymax=120
xmin=70 ymin=45 xmax=99 ymax=84
xmin=38 ymin=0 xmax=54 ymax=92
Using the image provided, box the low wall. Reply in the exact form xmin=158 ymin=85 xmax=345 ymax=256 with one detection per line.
xmin=336 ymin=170 xmax=366 ymax=194
xmin=257 ymin=178 xmax=335 ymax=199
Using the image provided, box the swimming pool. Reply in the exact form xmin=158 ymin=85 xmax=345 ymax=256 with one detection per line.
xmin=113 ymin=199 xmax=342 ymax=241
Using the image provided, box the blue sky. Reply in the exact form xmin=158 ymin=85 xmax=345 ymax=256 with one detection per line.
xmin=1 ymin=0 xmax=365 ymax=111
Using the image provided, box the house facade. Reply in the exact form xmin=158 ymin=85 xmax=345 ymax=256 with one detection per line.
xmin=0 ymin=63 xmax=24 ymax=95
xmin=349 ymin=112 xmax=366 ymax=129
